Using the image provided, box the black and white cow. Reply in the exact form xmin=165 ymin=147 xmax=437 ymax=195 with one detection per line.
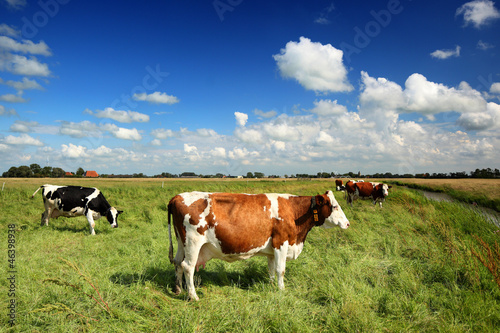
xmin=32 ymin=184 xmax=122 ymax=235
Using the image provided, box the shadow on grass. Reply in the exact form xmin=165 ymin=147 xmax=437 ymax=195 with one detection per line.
xmin=109 ymin=260 xmax=270 ymax=297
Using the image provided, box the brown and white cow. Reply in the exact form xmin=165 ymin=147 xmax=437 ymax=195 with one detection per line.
xmin=167 ymin=191 xmax=349 ymax=300
xmin=345 ymin=181 xmax=392 ymax=208
xmin=335 ymin=179 xmax=344 ymax=191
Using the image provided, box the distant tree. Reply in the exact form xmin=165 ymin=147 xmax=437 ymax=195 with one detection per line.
xmin=254 ymin=172 xmax=265 ymax=178
xmin=246 ymin=172 xmax=254 ymax=178
xmin=30 ymin=163 xmax=42 ymax=176
xmin=17 ymin=165 xmax=33 ymax=177
xmin=52 ymin=167 xmax=65 ymax=178
xmin=76 ymin=167 xmax=85 ymax=177
xmin=41 ymin=166 xmax=52 ymax=177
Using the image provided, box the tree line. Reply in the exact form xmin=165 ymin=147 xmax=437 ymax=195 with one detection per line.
xmin=2 ymin=164 xmax=499 ymax=179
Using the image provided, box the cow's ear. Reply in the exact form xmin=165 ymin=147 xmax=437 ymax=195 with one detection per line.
xmin=118 ymin=210 xmax=123 ymax=215
xmin=315 ymin=195 xmax=325 ymax=206
xmin=388 ymin=186 xmax=392 ymax=189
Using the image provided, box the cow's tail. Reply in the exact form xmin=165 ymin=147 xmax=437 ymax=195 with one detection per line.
xmin=168 ymin=202 xmax=174 ymax=264
xmin=31 ymin=185 xmax=44 ymax=199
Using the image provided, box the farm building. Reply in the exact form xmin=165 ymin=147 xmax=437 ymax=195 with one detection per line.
xmin=84 ymin=170 xmax=99 ymax=178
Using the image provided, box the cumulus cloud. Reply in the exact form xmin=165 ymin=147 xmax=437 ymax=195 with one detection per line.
xmin=0 ymin=77 xmax=43 ymax=92
xmin=4 ymin=133 xmax=43 ymax=146
xmin=59 ymin=121 xmax=101 ymax=138
xmin=0 ymin=93 xmax=27 ymax=103
xmin=360 ymin=71 xmax=487 ymax=117
xmin=457 ymin=102 xmax=500 ymax=130
xmin=184 ymin=143 xmax=198 ymax=153
xmin=490 ymin=82 xmax=500 ymax=94
xmin=151 ymin=128 xmax=176 ymax=139
xmin=0 ymin=105 xmax=17 ymax=116
xmin=235 ymin=111 xmax=248 ymax=126
xmin=430 ymin=45 xmax=461 ymax=59
xmin=456 ymin=0 xmax=500 ymax=28
xmin=85 ymin=107 xmax=150 ymax=123
xmin=273 ymin=37 xmax=353 ymax=93
xmin=61 ymin=143 xmax=87 ymax=158
xmin=133 ymin=91 xmax=179 ymax=104
xmin=4 ymin=0 xmax=26 ymax=10
xmin=308 ymin=99 xmax=347 ymax=116
xmin=0 ymin=36 xmax=52 ymax=56
xmin=0 ymin=24 xmax=20 ymax=38
xmin=0 ymin=54 xmax=51 ymax=76
xmin=10 ymin=120 xmax=37 ymax=133
xmin=254 ymin=109 xmax=277 ymax=118
xmin=477 ymin=40 xmax=494 ymax=50
xmin=103 ymin=124 xmax=142 ymax=141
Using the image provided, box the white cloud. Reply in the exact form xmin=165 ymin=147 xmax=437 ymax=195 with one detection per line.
xmin=234 ymin=111 xmax=248 ymax=126
xmin=0 ymin=77 xmax=43 ymax=92
xmin=403 ymin=74 xmax=486 ymax=114
xmin=457 ymin=102 xmax=500 ymax=130
xmin=4 ymin=133 xmax=43 ymax=146
xmin=253 ymin=109 xmax=277 ymax=118
xmin=61 ymin=143 xmax=87 ymax=158
xmin=184 ymin=143 xmax=198 ymax=153
xmin=273 ymin=36 xmax=353 ymax=93
xmin=0 ymin=54 xmax=51 ymax=76
xmin=308 ymin=99 xmax=347 ymax=116
xmin=360 ymin=72 xmax=487 ymax=117
xmin=234 ymin=128 xmax=264 ymax=144
xmin=315 ymin=131 xmax=334 ymax=146
xmin=85 ymin=107 xmax=150 ymax=123
xmin=430 ymin=45 xmax=461 ymax=59
xmin=151 ymin=128 xmax=176 ymax=139
xmin=0 ymin=36 xmax=52 ymax=56
xmin=0 ymin=105 xmax=17 ymax=116
xmin=490 ymin=82 xmax=500 ymax=94
xmin=4 ymin=0 xmax=26 ymax=10
xmin=59 ymin=121 xmax=101 ymax=138
xmin=477 ymin=40 xmax=494 ymax=50
xmin=104 ymin=124 xmax=142 ymax=141
xmin=210 ymin=147 xmax=226 ymax=158
xmin=456 ymin=0 xmax=500 ymax=28
xmin=0 ymin=24 xmax=20 ymax=38
xmin=10 ymin=120 xmax=37 ymax=133
xmin=133 ymin=91 xmax=179 ymax=104
xmin=0 ymin=94 xmax=27 ymax=103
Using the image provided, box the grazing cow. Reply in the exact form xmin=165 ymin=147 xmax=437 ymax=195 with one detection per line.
xmin=32 ymin=184 xmax=122 ymax=235
xmin=335 ymin=179 xmax=344 ymax=191
xmin=168 ymin=191 xmax=349 ymax=301
xmin=345 ymin=181 xmax=392 ymax=208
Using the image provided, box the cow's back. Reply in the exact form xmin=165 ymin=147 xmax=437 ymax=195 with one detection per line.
xmin=48 ymin=186 xmax=97 ymax=212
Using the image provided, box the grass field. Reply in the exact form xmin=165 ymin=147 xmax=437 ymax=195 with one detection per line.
xmin=1 ymin=178 xmax=500 ymax=332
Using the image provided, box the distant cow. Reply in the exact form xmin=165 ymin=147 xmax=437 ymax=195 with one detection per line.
xmin=168 ymin=191 xmax=349 ymax=300
xmin=335 ymin=179 xmax=344 ymax=191
xmin=345 ymin=181 xmax=392 ymax=208
xmin=32 ymin=185 xmax=122 ymax=235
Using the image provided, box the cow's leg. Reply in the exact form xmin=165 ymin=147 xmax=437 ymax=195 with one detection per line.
xmin=273 ymin=241 xmax=289 ymax=290
xmin=267 ymin=256 xmax=276 ymax=281
xmin=40 ymin=210 xmax=50 ymax=226
xmin=181 ymin=239 xmax=204 ymax=301
xmin=173 ymin=240 xmax=185 ymax=295
xmin=85 ymin=212 xmax=96 ymax=235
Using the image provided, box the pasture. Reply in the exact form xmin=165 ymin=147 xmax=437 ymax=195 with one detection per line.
xmin=1 ymin=178 xmax=500 ymax=332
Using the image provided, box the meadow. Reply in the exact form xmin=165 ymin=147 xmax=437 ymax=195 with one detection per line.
xmin=1 ymin=178 xmax=499 ymax=332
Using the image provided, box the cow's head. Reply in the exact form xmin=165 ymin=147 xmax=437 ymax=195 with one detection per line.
xmin=313 ymin=191 xmax=349 ymax=229
xmin=106 ymin=207 xmax=123 ymax=228
xmin=375 ymin=184 xmax=392 ymax=198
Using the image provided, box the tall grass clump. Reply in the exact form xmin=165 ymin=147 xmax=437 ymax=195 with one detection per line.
xmin=1 ymin=178 xmax=500 ymax=332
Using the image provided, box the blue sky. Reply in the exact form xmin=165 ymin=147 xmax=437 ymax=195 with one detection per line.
xmin=1 ymin=0 xmax=499 ymax=176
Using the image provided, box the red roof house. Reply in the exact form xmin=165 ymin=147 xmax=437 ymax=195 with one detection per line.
xmin=84 ymin=170 xmax=99 ymax=178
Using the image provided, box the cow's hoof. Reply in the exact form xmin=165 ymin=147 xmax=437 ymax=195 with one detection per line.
xmin=174 ymin=286 xmax=182 ymax=295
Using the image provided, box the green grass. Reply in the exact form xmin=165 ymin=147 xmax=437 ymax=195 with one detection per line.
xmin=1 ymin=179 xmax=500 ymax=332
